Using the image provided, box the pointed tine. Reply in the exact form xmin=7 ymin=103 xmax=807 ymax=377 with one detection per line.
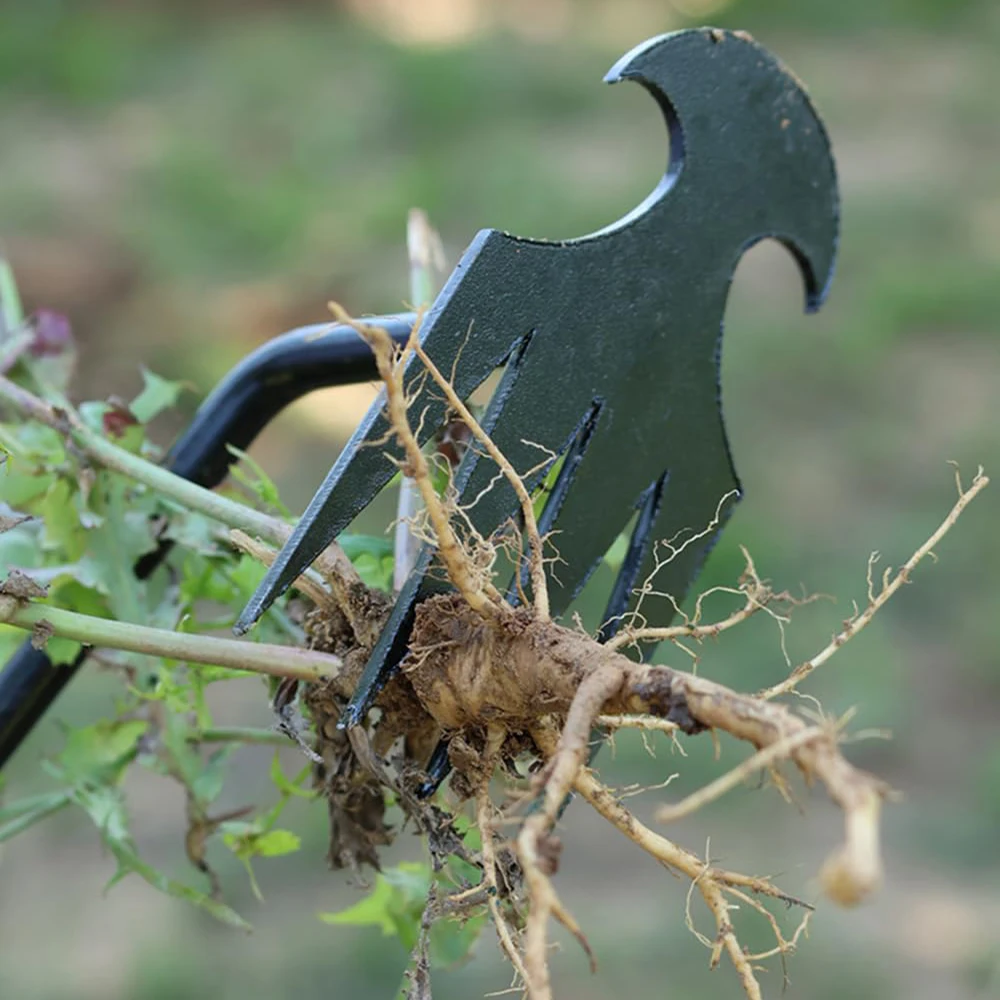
xmin=598 ymin=472 xmax=667 ymax=643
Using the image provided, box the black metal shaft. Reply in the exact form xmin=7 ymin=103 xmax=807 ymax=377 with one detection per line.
xmin=0 ymin=313 xmax=415 ymax=769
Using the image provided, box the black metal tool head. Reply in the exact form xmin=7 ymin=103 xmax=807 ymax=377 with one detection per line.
xmin=236 ymin=28 xmax=839 ymax=725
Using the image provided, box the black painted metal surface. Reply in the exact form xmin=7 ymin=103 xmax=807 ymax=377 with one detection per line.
xmin=237 ymin=28 xmax=840 ymax=730
xmin=0 ymin=316 xmax=414 ymax=769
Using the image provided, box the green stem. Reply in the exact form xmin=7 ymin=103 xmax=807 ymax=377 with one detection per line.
xmin=0 ymin=792 xmax=71 ymax=843
xmin=0 ymin=373 xmax=289 ymax=548
xmin=0 ymin=789 xmax=71 ymax=823
xmin=0 ymin=598 xmax=341 ymax=682
xmin=194 ymin=727 xmax=292 ymax=746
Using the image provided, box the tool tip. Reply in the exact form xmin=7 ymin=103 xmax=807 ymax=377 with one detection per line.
xmin=233 ymin=603 xmax=261 ymax=636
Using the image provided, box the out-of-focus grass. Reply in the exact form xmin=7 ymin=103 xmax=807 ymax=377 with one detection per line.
xmin=1 ymin=2 xmax=999 ymax=999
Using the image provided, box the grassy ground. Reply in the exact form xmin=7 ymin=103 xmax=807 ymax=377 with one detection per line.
xmin=1 ymin=2 xmax=999 ymax=998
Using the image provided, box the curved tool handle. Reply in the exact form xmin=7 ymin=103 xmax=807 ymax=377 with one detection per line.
xmin=0 ymin=314 xmax=415 ymax=770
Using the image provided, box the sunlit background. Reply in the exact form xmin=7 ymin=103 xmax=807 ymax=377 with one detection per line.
xmin=1 ymin=0 xmax=999 ymax=997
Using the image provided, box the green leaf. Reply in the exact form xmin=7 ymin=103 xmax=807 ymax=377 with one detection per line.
xmin=178 ymin=555 xmax=237 ymax=606
xmin=319 ymin=874 xmax=398 ymax=934
xmin=339 ymin=533 xmax=394 ymax=561
xmin=41 ymin=744 xmax=251 ymax=932
xmin=0 ymin=420 xmax=65 ymax=465
xmin=251 ymin=828 xmax=301 ymax=857
xmin=76 ymin=471 xmax=159 ymax=621
xmin=352 ymin=550 xmax=394 ymax=593
xmin=79 ymin=780 xmax=132 ymax=843
xmin=269 ymin=754 xmax=313 ymax=800
xmin=191 ymin=746 xmax=235 ymax=807
xmin=109 ymin=837 xmax=252 ymax=931
xmin=323 ymin=817 xmax=490 ymax=969
xmin=54 ymin=719 xmax=148 ymax=785
xmin=139 ymin=663 xmax=192 ymax=715
xmin=220 ymin=818 xmax=303 ymax=901
xmin=225 ymin=445 xmax=291 ymax=517
xmin=430 ymin=912 xmax=488 ymax=967
xmin=319 ymin=862 xmax=432 ymax=951
xmin=163 ymin=507 xmax=224 ymax=556
xmin=0 ymin=452 xmax=56 ymax=508
xmin=147 ymin=713 xmax=231 ymax=807
xmin=131 ymin=368 xmax=187 ymax=423
xmin=48 ymin=578 xmax=109 ymax=617
xmin=72 ymin=782 xmax=250 ymax=931
xmin=0 ymin=517 xmax=42 ymax=570
xmin=224 ymin=553 xmax=269 ymax=602
xmin=220 ymin=820 xmax=297 ymax=862
xmin=532 ymin=452 xmax=565 ymax=520
xmin=75 ymin=401 xmax=141 ymax=453
xmin=40 ymin=478 xmax=87 ymax=557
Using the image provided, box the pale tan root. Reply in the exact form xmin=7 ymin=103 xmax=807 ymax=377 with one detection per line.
xmin=409 ymin=585 xmax=888 ymax=910
xmin=605 ymin=545 xmax=785 ymax=652
xmin=655 ymin=724 xmax=827 ymax=823
xmin=760 ymin=465 xmax=988 ymax=699
xmin=230 ymin=530 xmax=332 ymax=611
xmin=341 ymin=297 xmax=986 ymax=998
xmin=231 ymin=520 xmax=379 ymax=648
xmin=404 ymin=563 xmax=917 ymax=994
xmin=409 ymin=339 xmax=551 ymax=620
xmin=530 ymin=722 xmax=811 ymax=1000
xmin=328 ymin=300 xmax=550 ymax=619
xmin=594 ymin=714 xmax=679 ymax=735
xmin=476 ymin=726 xmax=531 ymax=989
xmin=328 ymin=303 xmax=506 ymax=621
xmin=515 ymin=667 xmax=621 ymax=999
xmin=608 ymin=489 xmax=740 ymax=641
xmin=511 ymin=660 xmax=840 ymax=999
xmin=403 ymin=586 xmax=886 ymax=998
xmin=622 ymin=664 xmax=888 ymax=906
xmin=531 ymin=666 xmax=624 ymax=826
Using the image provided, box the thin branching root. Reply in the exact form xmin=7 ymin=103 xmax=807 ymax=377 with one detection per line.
xmin=288 ymin=309 xmax=987 ymax=1000
xmin=0 ymin=294 xmax=985 ymax=996
xmin=0 ymin=244 xmax=985 ymax=999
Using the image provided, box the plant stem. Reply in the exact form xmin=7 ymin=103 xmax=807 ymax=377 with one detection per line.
xmin=0 ymin=792 xmax=72 ymax=844
xmin=0 ymin=373 xmax=289 ymax=547
xmin=195 ymin=727 xmax=292 ymax=746
xmin=0 ymin=789 xmax=71 ymax=823
xmin=0 ymin=597 xmax=341 ymax=682
xmin=759 ymin=465 xmax=989 ymax=699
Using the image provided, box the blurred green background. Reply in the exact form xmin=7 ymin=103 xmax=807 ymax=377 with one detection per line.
xmin=1 ymin=0 xmax=999 ymax=997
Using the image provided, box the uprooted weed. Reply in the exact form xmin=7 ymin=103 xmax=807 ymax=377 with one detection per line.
xmin=250 ymin=306 xmax=986 ymax=1000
